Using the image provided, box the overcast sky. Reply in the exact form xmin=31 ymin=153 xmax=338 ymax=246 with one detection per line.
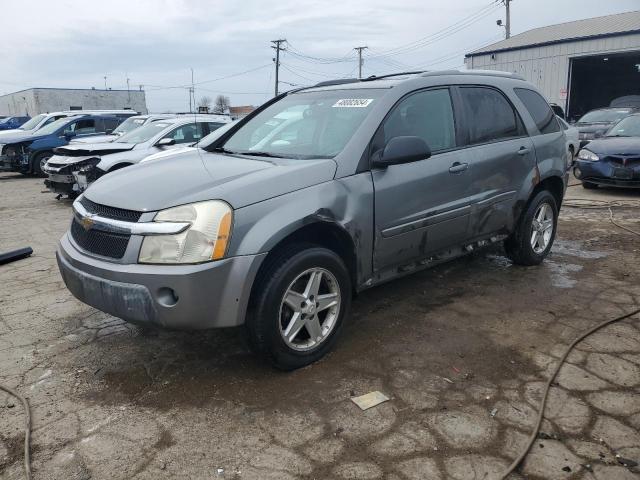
xmin=1 ymin=0 xmax=638 ymax=112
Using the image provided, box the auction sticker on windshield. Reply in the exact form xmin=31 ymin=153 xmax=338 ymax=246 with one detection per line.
xmin=333 ymin=99 xmax=374 ymax=108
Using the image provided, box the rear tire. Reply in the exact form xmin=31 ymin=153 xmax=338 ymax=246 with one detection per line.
xmin=245 ymin=244 xmax=351 ymax=370
xmin=582 ymin=181 xmax=598 ymax=190
xmin=504 ymin=190 xmax=558 ymax=266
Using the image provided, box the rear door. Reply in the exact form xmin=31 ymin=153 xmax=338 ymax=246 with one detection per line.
xmin=372 ymin=87 xmax=473 ymax=271
xmin=454 ymin=86 xmax=536 ymax=238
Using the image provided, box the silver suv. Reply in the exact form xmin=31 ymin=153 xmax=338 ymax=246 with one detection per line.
xmin=57 ymin=70 xmax=568 ymax=369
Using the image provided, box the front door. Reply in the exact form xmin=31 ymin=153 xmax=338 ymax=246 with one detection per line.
xmin=372 ymin=87 xmax=472 ymax=272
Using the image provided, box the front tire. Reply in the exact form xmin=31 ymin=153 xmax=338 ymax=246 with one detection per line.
xmin=504 ymin=190 xmax=558 ymax=266
xmin=32 ymin=151 xmax=52 ymax=176
xmin=246 ymin=245 xmax=351 ymax=370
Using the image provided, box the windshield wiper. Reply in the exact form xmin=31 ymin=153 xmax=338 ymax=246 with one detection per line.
xmin=238 ymin=151 xmax=281 ymax=158
xmin=212 ymin=146 xmax=239 ymax=155
xmin=606 ymin=134 xmax=630 ymax=138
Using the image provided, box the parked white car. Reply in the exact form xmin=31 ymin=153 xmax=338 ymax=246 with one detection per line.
xmin=557 ymin=116 xmax=579 ymax=166
xmin=43 ymin=115 xmax=232 ymax=196
xmin=0 ymin=110 xmax=136 ymax=137
xmin=70 ymin=114 xmax=177 ymax=144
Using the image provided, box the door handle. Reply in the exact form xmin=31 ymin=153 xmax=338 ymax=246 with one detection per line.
xmin=517 ymin=147 xmax=531 ymax=155
xmin=449 ymin=162 xmax=468 ymax=173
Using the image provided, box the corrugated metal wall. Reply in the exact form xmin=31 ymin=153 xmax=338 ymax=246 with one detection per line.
xmin=0 ymin=89 xmax=147 ymax=116
xmin=465 ymin=32 xmax=640 ymax=111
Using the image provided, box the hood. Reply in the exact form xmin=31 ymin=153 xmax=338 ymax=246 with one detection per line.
xmin=54 ymin=142 xmax=135 ymax=156
xmin=580 ymin=136 xmax=640 ymax=156
xmin=84 ymin=150 xmax=337 ymax=211
xmin=140 ymin=145 xmax=197 ymax=163
xmin=71 ymin=134 xmax=118 ymax=144
xmin=0 ymin=131 xmax=48 ymax=144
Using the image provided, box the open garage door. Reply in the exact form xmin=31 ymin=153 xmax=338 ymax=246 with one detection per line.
xmin=567 ymin=51 xmax=640 ymax=122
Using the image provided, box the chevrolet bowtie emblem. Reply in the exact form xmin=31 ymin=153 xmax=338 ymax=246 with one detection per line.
xmin=80 ymin=213 xmax=96 ymax=231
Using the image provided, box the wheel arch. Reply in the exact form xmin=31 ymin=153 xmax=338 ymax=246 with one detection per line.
xmin=248 ymin=221 xmax=358 ymax=308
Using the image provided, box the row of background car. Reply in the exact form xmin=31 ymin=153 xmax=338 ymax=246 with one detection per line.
xmin=43 ymin=114 xmax=232 ymax=197
xmin=0 ymin=110 xmax=231 ymax=193
xmin=0 ymin=115 xmax=31 ymax=130
xmin=0 ymin=110 xmax=139 ymax=175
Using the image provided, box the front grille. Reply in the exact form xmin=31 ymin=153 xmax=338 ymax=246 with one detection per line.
xmin=603 ymin=156 xmax=640 ymax=167
xmin=80 ymin=196 xmax=142 ymax=222
xmin=71 ymin=219 xmax=130 ymax=259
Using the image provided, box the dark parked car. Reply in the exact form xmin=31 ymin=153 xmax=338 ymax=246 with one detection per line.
xmin=57 ymin=70 xmax=567 ymax=369
xmin=574 ymin=113 xmax=640 ymax=189
xmin=574 ymin=107 xmax=639 ymax=148
xmin=0 ymin=116 xmax=30 ymax=130
xmin=0 ymin=114 xmax=129 ymax=175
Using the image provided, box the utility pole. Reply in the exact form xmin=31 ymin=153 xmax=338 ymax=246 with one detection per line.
xmin=189 ymin=68 xmax=195 ymax=113
xmin=354 ymin=46 xmax=368 ymax=79
xmin=126 ymin=74 xmax=131 ymax=103
xmin=103 ymin=76 xmax=107 ymax=90
xmin=504 ymin=0 xmax=511 ymax=39
xmin=271 ymin=39 xmax=286 ymax=96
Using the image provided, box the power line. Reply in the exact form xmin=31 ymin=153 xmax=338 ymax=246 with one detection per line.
xmin=367 ymin=1 xmax=502 ymax=59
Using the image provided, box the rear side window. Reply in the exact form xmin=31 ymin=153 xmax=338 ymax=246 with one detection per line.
xmin=460 ymin=87 xmax=520 ymax=144
xmin=379 ymin=88 xmax=456 ymax=153
xmin=515 ymin=88 xmax=560 ymax=135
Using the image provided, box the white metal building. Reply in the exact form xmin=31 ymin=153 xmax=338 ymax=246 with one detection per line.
xmin=0 ymin=88 xmax=147 ymax=116
xmin=465 ymin=11 xmax=640 ymax=121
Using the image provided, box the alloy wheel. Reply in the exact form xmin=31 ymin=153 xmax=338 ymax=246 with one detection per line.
xmin=278 ymin=267 xmax=341 ymax=351
xmin=531 ymin=202 xmax=554 ymax=254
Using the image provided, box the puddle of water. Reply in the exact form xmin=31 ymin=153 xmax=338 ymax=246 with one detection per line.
xmin=545 ymin=260 xmax=583 ymax=288
xmin=552 ymin=239 xmax=608 ymax=259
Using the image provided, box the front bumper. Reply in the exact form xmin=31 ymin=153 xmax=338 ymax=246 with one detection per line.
xmin=574 ymin=159 xmax=640 ymax=188
xmin=57 ymin=233 xmax=266 ymax=329
xmin=0 ymin=154 xmax=21 ymax=172
xmin=44 ymin=173 xmax=76 ymax=195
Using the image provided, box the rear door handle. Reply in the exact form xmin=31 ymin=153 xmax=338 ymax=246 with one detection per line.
xmin=449 ymin=162 xmax=469 ymax=173
xmin=517 ymin=147 xmax=531 ymax=155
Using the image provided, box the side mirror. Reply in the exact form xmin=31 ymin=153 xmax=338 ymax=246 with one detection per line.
xmin=105 ymin=128 xmax=114 ymax=134
xmin=372 ymin=136 xmax=431 ymax=168
xmin=63 ymin=131 xmax=76 ymax=139
xmin=157 ymin=138 xmax=176 ymax=147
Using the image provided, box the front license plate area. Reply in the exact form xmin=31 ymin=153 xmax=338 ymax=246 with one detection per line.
xmin=612 ymin=167 xmax=633 ymax=180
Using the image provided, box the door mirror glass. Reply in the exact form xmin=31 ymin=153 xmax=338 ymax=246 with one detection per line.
xmin=372 ymin=136 xmax=431 ymax=168
xmin=157 ymin=137 xmax=176 ymax=147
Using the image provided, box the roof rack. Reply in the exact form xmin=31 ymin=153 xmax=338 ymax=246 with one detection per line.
xmin=362 ymin=71 xmax=426 ymax=81
xmin=420 ymin=69 xmax=525 ymax=80
xmin=311 ymin=79 xmax=361 ymax=88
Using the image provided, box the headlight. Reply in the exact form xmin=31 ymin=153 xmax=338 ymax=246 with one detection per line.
xmin=76 ymin=157 xmax=100 ymax=173
xmin=138 ymin=200 xmax=232 ymax=264
xmin=577 ymin=149 xmax=599 ymax=162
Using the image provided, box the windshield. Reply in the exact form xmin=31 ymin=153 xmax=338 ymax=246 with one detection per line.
xmin=606 ymin=115 xmax=640 ymax=137
xmin=113 ymin=117 xmax=147 ymax=135
xmin=19 ymin=114 xmax=47 ymax=130
xmin=35 ymin=117 xmax=75 ymax=135
xmin=222 ymin=89 xmax=385 ymax=159
xmin=578 ymin=109 xmax=631 ymax=124
xmin=116 ymin=121 xmax=173 ymax=143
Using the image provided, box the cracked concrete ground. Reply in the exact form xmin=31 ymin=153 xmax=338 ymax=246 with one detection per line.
xmin=1 ymin=172 xmax=640 ymax=480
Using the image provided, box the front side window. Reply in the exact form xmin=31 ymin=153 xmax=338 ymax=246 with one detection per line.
xmin=515 ymin=88 xmax=560 ymax=135
xmin=163 ymin=123 xmax=205 ymax=144
xmin=460 ymin=87 xmax=520 ymax=145
xmin=66 ymin=119 xmax=96 ymax=135
xmin=38 ymin=117 xmax=77 ymax=136
xmin=376 ymin=88 xmax=456 ymax=153
xmin=221 ymin=89 xmax=384 ymax=159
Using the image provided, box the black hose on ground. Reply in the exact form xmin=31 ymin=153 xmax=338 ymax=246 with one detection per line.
xmin=0 ymin=384 xmax=31 ymax=480
xmin=500 ymin=199 xmax=640 ymax=478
